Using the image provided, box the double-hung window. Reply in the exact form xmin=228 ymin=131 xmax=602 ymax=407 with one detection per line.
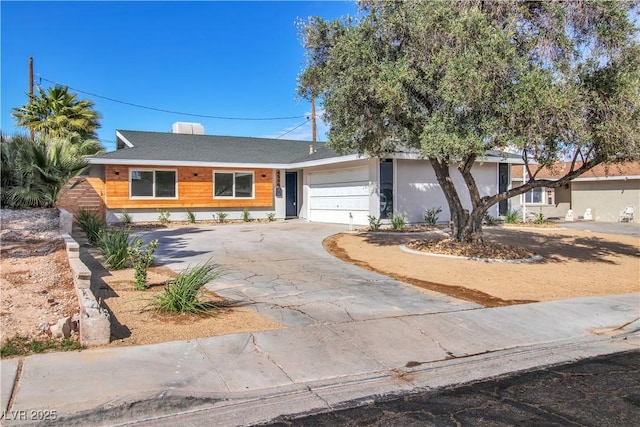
xmin=523 ymin=187 xmax=554 ymax=205
xmin=214 ymin=172 xmax=254 ymax=198
xmin=130 ymin=170 xmax=177 ymax=198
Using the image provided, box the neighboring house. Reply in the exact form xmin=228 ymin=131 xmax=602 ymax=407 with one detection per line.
xmin=72 ymin=123 xmax=522 ymax=225
xmin=511 ymin=162 xmax=640 ymax=222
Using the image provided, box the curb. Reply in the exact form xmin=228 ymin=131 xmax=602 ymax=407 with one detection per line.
xmin=399 ymin=244 xmax=543 ymax=263
xmin=18 ymin=332 xmax=636 ymax=427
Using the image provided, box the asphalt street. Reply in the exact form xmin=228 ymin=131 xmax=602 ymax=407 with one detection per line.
xmin=266 ymin=350 xmax=640 ymax=427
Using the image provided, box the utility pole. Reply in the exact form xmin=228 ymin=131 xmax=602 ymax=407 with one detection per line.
xmin=311 ymin=95 xmax=317 ymax=142
xmin=28 ymin=57 xmax=34 ymax=140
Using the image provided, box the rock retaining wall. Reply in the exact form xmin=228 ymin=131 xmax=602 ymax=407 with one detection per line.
xmin=59 ymin=209 xmax=111 ymax=346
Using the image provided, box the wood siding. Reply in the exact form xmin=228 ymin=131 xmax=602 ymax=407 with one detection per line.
xmin=105 ymin=165 xmax=274 ymax=209
xmin=57 ymin=176 xmax=106 ymax=218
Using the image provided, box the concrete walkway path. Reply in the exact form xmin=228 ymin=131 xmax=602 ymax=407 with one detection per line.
xmin=1 ymin=293 xmax=638 ymax=426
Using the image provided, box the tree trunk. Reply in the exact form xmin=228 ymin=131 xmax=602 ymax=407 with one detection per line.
xmin=454 ymin=207 xmax=485 ymax=243
xmin=430 ymin=156 xmax=487 ymax=244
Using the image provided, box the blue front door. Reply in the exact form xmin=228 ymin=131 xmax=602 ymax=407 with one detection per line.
xmin=286 ymin=172 xmax=298 ymax=217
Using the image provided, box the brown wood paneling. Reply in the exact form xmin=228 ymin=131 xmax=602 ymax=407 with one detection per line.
xmin=105 ymin=165 xmax=274 ymax=209
xmin=58 ymin=176 xmax=106 ymax=218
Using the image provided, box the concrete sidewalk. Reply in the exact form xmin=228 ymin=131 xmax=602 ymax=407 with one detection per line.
xmin=1 ymin=293 xmax=638 ymax=426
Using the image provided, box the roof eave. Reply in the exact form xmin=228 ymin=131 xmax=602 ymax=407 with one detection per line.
xmin=87 ymin=154 xmax=365 ymax=169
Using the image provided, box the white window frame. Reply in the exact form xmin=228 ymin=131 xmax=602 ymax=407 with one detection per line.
xmin=129 ymin=168 xmax=178 ymax=199
xmin=523 ymin=187 xmax=555 ymax=205
xmin=213 ymin=171 xmax=255 ymax=199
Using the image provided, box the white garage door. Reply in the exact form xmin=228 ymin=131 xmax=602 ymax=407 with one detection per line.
xmin=308 ymin=167 xmax=370 ymax=225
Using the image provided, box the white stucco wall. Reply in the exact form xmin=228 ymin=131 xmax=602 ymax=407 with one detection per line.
xmin=395 ymin=160 xmax=499 ymax=223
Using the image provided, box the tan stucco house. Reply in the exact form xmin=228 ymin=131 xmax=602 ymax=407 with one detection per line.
xmin=511 ymin=162 xmax=640 ymax=222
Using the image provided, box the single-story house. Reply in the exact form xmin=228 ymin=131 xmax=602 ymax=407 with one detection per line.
xmin=73 ymin=123 xmax=523 ymax=225
xmin=511 ymin=162 xmax=640 ymax=222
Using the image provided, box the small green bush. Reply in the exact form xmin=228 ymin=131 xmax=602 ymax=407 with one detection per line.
xmin=533 ymin=212 xmax=547 ymax=224
xmin=128 ymin=239 xmax=159 ymax=290
xmin=100 ymin=227 xmax=131 ymax=270
xmin=504 ymin=209 xmax=520 ymax=224
xmin=484 ymin=213 xmax=498 ymax=226
xmin=152 ymin=261 xmax=224 ymax=314
xmin=157 ymin=209 xmax=171 ymax=225
xmin=266 ymin=212 xmax=276 ymax=222
xmin=390 ymin=214 xmax=406 ymax=231
xmin=185 ymin=209 xmax=196 ymax=224
xmin=242 ymin=208 xmax=251 ymax=222
xmin=120 ymin=209 xmax=132 ymax=225
xmin=215 ymin=212 xmax=227 ymax=223
xmin=367 ymin=215 xmax=382 ymax=231
xmin=76 ymin=209 xmax=105 ymax=245
xmin=424 ymin=207 xmax=442 ymax=226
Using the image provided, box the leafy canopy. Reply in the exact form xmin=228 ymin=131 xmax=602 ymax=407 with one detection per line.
xmin=12 ymin=84 xmax=103 ymax=142
xmin=299 ymin=0 xmax=639 ymax=167
xmin=298 ymin=0 xmax=639 ymax=242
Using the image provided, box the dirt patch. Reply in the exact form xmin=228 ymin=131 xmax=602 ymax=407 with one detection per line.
xmin=325 ymin=228 xmax=639 ymax=306
xmin=1 ymin=209 xmax=79 ymax=345
xmin=323 ymin=235 xmax=535 ymax=307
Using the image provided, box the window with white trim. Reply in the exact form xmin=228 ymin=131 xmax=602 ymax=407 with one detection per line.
xmin=130 ymin=170 xmax=177 ymax=198
xmin=524 ymin=187 xmax=555 ymax=205
xmin=214 ymin=172 xmax=254 ymax=198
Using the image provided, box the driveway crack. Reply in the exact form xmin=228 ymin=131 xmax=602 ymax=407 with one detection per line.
xmin=249 ymin=333 xmax=296 ymax=384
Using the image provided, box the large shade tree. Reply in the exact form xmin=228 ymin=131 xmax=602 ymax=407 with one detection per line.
xmin=12 ymin=84 xmax=102 ymax=144
xmin=299 ymin=0 xmax=639 ymax=242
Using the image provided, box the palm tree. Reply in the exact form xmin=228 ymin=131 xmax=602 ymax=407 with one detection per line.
xmin=12 ymin=85 xmax=102 ymax=142
xmin=1 ymin=134 xmax=89 ymax=208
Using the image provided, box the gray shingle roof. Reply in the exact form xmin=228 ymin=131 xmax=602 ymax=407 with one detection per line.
xmin=91 ymin=130 xmax=522 ymax=165
xmin=92 ymin=130 xmax=342 ymax=165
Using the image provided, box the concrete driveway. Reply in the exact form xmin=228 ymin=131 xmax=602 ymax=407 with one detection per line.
xmin=141 ymin=221 xmax=479 ymax=327
xmin=560 ymin=220 xmax=640 ymax=237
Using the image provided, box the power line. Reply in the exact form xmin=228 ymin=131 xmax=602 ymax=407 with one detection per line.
xmin=275 ymin=119 xmax=310 ymax=139
xmin=38 ymin=76 xmax=307 ymax=121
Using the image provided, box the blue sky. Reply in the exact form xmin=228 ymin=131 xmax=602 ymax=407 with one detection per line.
xmin=1 ymin=1 xmax=357 ymax=151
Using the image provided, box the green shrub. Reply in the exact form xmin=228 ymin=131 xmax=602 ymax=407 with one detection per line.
xmin=120 ymin=209 xmax=132 ymax=225
xmin=533 ymin=212 xmax=547 ymax=224
xmin=483 ymin=213 xmax=498 ymax=226
xmin=390 ymin=214 xmax=406 ymax=231
xmin=242 ymin=208 xmax=251 ymax=222
xmin=185 ymin=209 xmax=196 ymax=224
xmin=215 ymin=212 xmax=227 ymax=223
xmin=100 ymin=227 xmax=131 ymax=270
xmin=266 ymin=212 xmax=276 ymax=222
xmin=157 ymin=209 xmax=171 ymax=225
xmin=127 ymin=239 xmax=159 ymax=290
xmin=75 ymin=209 xmax=105 ymax=245
xmin=424 ymin=207 xmax=442 ymax=226
xmin=367 ymin=215 xmax=382 ymax=231
xmin=152 ymin=261 xmax=224 ymax=314
xmin=504 ymin=209 xmax=520 ymax=224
